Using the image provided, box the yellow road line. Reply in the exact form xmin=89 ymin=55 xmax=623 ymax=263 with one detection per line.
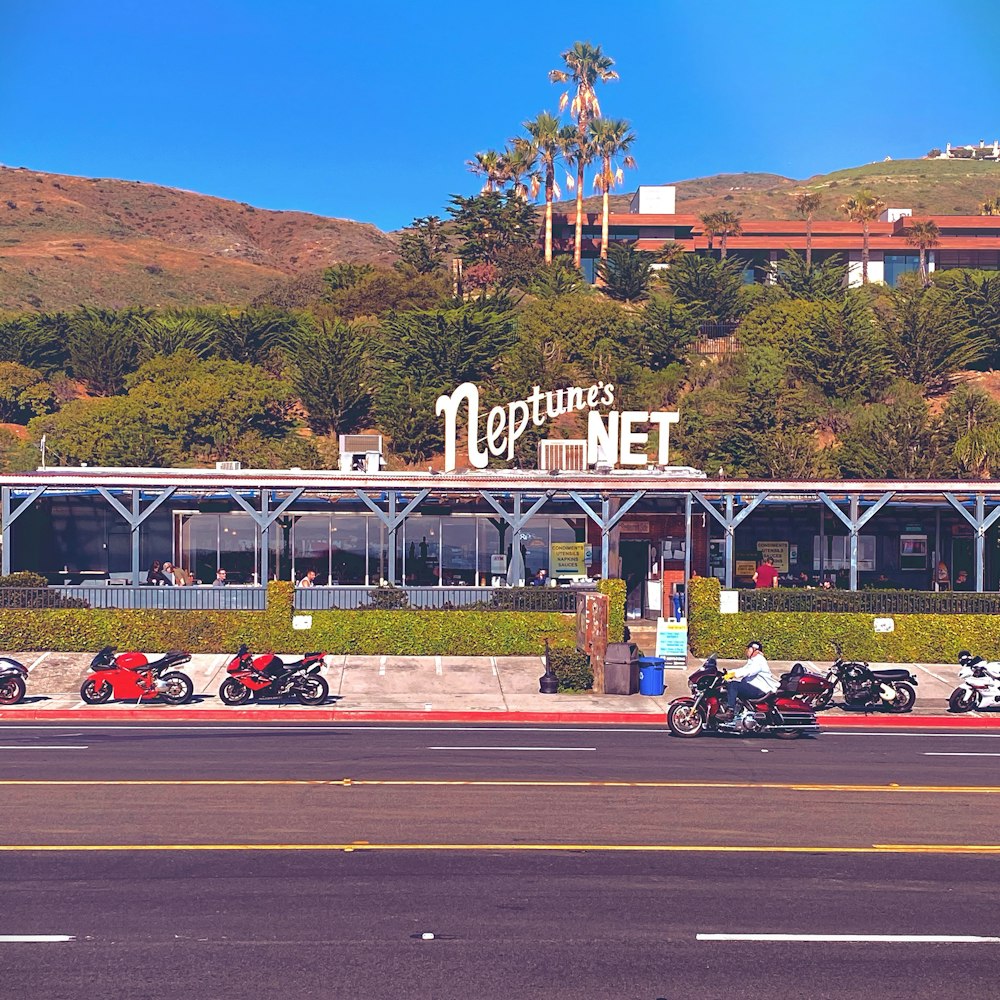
xmin=0 ymin=779 xmax=997 ymax=794
xmin=0 ymin=843 xmax=998 ymax=854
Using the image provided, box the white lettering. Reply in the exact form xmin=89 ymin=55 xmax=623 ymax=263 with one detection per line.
xmin=620 ymin=411 xmax=650 ymax=466
xmin=486 ymin=405 xmax=507 ymax=457
xmin=507 ymin=401 xmax=531 ymax=459
xmin=601 ymin=383 xmax=615 ymax=406
xmin=436 ymin=382 xmax=487 ymax=471
xmin=588 ymin=411 xmax=619 ymax=468
xmin=648 ymin=411 xmax=680 ymax=466
xmin=566 ymin=386 xmax=585 ymax=411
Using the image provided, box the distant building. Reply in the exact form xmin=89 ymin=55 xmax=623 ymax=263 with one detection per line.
xmin=551 ymin=184 xmax=1000 ymax=287
xmin=934 ymin=140 xmax=1000 ymax=161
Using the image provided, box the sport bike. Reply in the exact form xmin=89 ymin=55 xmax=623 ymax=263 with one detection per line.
xmin=815 ymin=643 xmax=917 ymax=712
xmin=80 ymin=647 xmax=194 ymax=705
xmin=219 ymin=645 xmax=329 ymax=706
xmin=949 ymin=650 xmax=1000 ymax=713
xmin=667 ymin=655 xmax=818 ymax=739
xmin=0 ymin=657 xmax=28 ymax=705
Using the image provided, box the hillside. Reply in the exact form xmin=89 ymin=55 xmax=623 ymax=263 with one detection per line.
xmin=0 ymin=166 xmax=400 ymax=312
xmin=560 ymin=158 xmax=1000 ymax=220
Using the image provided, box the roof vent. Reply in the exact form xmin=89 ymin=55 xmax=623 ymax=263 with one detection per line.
xmin=339 ymin=434 xmax=385 ymax=473
xmin=539 ymin=439 xmax=587 ymax=472
xmin=215 ymin=461 xmax=242 ymax=471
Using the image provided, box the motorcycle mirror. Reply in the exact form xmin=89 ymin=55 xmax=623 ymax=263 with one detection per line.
xmin=237 ymin=644 xmax=248 ymax=656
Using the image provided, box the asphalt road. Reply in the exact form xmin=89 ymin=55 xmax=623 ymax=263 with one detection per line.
xmin=2 ymin=724 xmax=999 ymax=999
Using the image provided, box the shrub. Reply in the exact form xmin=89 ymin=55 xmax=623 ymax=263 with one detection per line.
xmin=0 ymin=571 xmax=89 ymax=609
xmin=598 ymin=578 xmax=627 ymax=642
xmin=548 ymin=648 xmax=594 ymax=692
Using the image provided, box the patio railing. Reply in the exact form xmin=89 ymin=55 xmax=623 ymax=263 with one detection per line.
xmin=294 ymin=585 xmax=591 ymax=612
xmin=0 ymin=586 xmax=267 ymax=611
xmin=739 ymin=589 xmax=1000 ymax=615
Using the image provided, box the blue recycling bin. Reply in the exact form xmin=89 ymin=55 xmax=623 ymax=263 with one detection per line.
xmin=637 ymin=656 xmax=666 ymax=696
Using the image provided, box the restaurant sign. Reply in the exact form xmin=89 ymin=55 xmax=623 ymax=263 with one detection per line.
xmin=436 ymin=381 xmax=680 ymax=472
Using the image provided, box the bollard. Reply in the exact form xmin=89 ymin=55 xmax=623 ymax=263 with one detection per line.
xmin=539 ymin=638 xmax=559 ymax=694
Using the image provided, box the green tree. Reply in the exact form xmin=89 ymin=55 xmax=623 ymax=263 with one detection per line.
xmin=773 ymin=250 xmax=846 ymax=301
xmin=204 ymin=308 xmax=306 ymax=366
xmin=904 ymin=220 xmax=940 ymax=286
xmin=794 ymin=192 xmax=822 ymax=268
xmin=0 ymin=313 xmax=68 ymax=374
xmin=134 ymin=311 xmax=216 ymax=362
xmin=466 ymin=150 xmax=509 ymax=193
xmin=873 ymin=276 xmax=988 ymax=394
xmin=527 ymin=259 xmax=588 ymax=299
xmin=639 ymin=294 xmax=699 ymax=370
xmin=447 ymin=192 xmax=539 ymax=271
xmin=941 ymin=270 xmax=1000 ymax=368
xmin=398 ymin=216 xmax=450 ymax=274
xmin=840 ymin=189 xmax=886 ymax=284
xmin=376 ymin=377 xmax=443 ymax=465
xmin=661 ymin=253 xmax=746 ymax=324
xmin=522 ymin=112 xmax=575 ymax=264
xmin=589 ymin=118 xmax=636 ymax=261
xmin=549 ymin=41 xmax=618 ymax=269
xmin=66 ymin=306 xmax=144 ymax=395
xmin=700 ymin=210 xmax=743 ymax=260
xmin=290 ymin=319 xmax=373 ymax=436
xmin=0 ymin=362 xmax=56 ymax=422
xmin=595 ymin=242 xmax=653 ymax=302
xmin=933 ymin=385 xmax=1000 ymax=477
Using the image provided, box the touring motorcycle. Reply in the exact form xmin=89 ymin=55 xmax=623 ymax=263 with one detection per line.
xmin=80 ymin=647 xmax=194 ymax=705
xmin=949 ymin=650 xmax=1000 ymax=713
xmin=777 ymin=662 xmax=835 ymax=707
xmin=0 ymin=657 xmax=29 ymax=705
xmin=218 ymin=644 xmax=329 ymax=706
xmin=666 ymin=655 xmax=819 ymax=739
xmin=812 ymin=643 xmax=917 ymax=712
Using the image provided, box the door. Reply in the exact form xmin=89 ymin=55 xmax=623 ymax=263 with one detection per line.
xmin=620 ymin=540 xmax=650 ymax=620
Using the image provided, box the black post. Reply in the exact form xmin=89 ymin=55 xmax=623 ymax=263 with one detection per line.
xmin=539 ymin=638 xmax=558 ymax=694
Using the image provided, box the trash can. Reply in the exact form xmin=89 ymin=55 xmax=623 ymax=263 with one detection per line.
xmin=638 ymin=656 xmax=666 ymax=696
xmin=604 ymin=642 xmax=639 ymax=695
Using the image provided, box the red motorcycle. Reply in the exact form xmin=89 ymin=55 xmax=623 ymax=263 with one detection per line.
xmin=667 ymin=655 xmax=819 ymax=739
xmin=80 ymin=646 xmax=194 ymax=705
xmin=778 ymin=662 xmax=836 ymax=707
xmin=218 ymin=644 xmax=329 ymax=706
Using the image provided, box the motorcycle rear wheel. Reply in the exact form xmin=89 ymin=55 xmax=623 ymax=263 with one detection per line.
xmin=296 ymin=675 xmax=329 ymax=706
xmin=774 ymin=729 xmax=802 ymax=740
xmin=948 ymin=687 xmax=980 ymax=713
xmin=80 ymin=678 xmax=113 ymax=704
xmin=885 ymin=681 xmax=916 ymax=714
xmin=219 ymin=677 xmax=252 ymax=706
xmin=667 ymin=702 xmax=704 ymax=738
xmin=159 ymin=672 xmax=194 ymax=705
xmin=0 ymin=675 xmax=26 ymax=705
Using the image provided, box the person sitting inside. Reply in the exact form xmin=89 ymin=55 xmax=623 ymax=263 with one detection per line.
xmin=722 ymin=640 xmax=778 ymax=723
xmin=212 ymin=568 xmax=228 ymax=587
xmin=530 ymin=568 xmax=548 ymax=587
xmin=296 ymin=570 xmax=317 ymax=588
xmin=954 ymin=569 xmax=969 ymax=591
xmin=162 ymin=561 xmax=177 ymax=586
xmin=145 ymin=560 xmax=170 ymax=586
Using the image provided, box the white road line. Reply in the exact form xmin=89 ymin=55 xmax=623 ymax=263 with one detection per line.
xmin=428 ymin=745 xmax=597 ymax=752
xmin=0 ymin=935 xmax=75 ymax=943
xmin=924 ymin=752 xmax=1000 ymax=757
xmin=826 ymin=731 xmax=1000 ymax=739
xmin=0 ymin=745 xmax=88 ymax=750
xmin=25 ymin=652 xmax=51 ymax=673
xmin=696 ymin=933 xmax=1000 ymax=943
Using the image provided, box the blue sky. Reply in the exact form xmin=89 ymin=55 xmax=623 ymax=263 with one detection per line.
xmin=3 ymin=1 xmax=999 ymax=231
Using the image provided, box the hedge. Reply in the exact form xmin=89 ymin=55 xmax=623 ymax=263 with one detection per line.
xmin=598 ymin=578 xmax=627 ymax=642
xmin=0 ymin=582 xmax=577 ymax=655
xmin=547 ymin=648 xmax=594 ymax=692
xmin=689 ymin=576 xmax=1000 ymax=662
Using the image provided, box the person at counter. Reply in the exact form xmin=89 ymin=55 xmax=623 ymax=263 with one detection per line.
xmin=752 ymin=557 xmax=778 ymax=589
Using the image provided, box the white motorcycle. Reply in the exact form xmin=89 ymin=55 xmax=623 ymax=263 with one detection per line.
xmin=949 ymin=650 xmax=1000 ymax=713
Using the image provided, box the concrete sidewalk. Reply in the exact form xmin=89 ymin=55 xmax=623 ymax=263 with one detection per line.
xmin=0 ymin=649 xmax=995 ymax=726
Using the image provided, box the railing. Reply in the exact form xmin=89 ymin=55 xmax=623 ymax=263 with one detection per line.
xmin=694 ymin=322 xmax=741 ymax=356
xmin=739 ymin=589 xmax=1000 ymax=615
xmin=0 ymin=586 xmax=267 ymax=610
xmin=294 ymin=585 xmax=592 ymax=612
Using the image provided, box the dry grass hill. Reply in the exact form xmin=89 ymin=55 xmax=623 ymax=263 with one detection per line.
xmin=3 ymin=157 xmax=1000 ymax=312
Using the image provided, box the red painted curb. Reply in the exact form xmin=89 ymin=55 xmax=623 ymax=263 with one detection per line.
xmin=0 ymin=708 xmax=996 ymax=728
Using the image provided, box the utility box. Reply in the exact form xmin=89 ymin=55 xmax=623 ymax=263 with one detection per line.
xmin=604 ymin=642 xmax=640 ymax=695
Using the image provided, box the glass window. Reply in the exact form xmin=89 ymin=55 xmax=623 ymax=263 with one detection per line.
xmin=812 ymin=535 xmax=875 ymax=572
xmin=884 ymin=254 xmax=919 ymax=287
xmin=180 ymin=514 xmax=219 ymax=586
xmin=292 ymin=515 xmax=330 ymax=584
xmin=478 ymin=517 xmax=507 ymax=584
xmin=219 ymin=514 xmax=257 ymax=583
xmin=441 ymin=516 xmax=478 ymax=585
xmin=331 ymin=515 xmax=368 ymax=585
xmin=403 ymin=515 xmax=440 ymax=585
xmin=368 ymin=518 xmax=387 ymax=586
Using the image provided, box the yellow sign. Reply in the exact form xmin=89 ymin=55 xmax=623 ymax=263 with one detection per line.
xmin=735 ymin=559 xmax=757 ymax=578
xmin=551 ymin=542 xmax=587 ymax=575
xmin=756 ymin=541 xmax=789 ymax=573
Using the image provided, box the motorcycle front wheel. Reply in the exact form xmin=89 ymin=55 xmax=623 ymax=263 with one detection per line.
xmin=948 ymin=687 xmax=980 ymax=713
xmin=80 ymin=678 xmax=113 ymax=704
xmin=885 ymin=682 xmax=916 ymax=713
xmin=0 ymin=675 xmax=26 ymax=704
xmin=219 ymin=677 xmax=253 ymax=706
xmin=159 ymin=672 xmax=194 ymax=705
xmin=296 ymin=675 xmax=329 ymax=706
xmin=667 ymin=702 xmax=704 ymax=738
xmin=774 ymin=729 xmax=802 ymax=740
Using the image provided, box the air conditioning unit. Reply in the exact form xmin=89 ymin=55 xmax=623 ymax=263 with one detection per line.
xmin=339 ymin=434 xmax=385 ymax=473
xmin=538 ymin=439 xmax=587 ymax=472
xmin=215 ymin=461 xmax=242 ymax=471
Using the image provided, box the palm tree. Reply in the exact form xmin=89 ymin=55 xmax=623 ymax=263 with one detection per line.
xmin=466 ymin=150 xmax=509 ymax=193
xmin=794 ymin=192 xmax=822 ymax=268
xmin=523 ymin=113 xmax=573 ymax=264
xmin=550 ymin=42 xmax=618 ymax=269
xmin=905 ymin=219 xmax=940 ymax=286
xmin=589 ymin=118 xmax=637 ymax=261
xmin=840 ymin=190 xmax=886 ymax=284
xmin=503 ymin=139 xmax=537 ymax=202
xmin=700 ymin=210 xmax=743 ymax=260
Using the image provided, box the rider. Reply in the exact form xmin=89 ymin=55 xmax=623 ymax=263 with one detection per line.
xmin=723 ymin=640 xmax=778 ymax=722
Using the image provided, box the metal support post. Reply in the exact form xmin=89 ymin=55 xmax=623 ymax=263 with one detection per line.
xmin=97 ymin=486 xmax=177 ymax=585
xmin=226 ymin=488 xmax=305 ymax=585
xmin=818 ymin=492 xmax=894 ymax=591
xmin=691 ymin=491 xmax=769 ymax=589
xmin=568 ymin=491 xmax=646 ymax=580
xmin=944 ymin=492 xmax=1000 ymax=593
xmin=480 ymin=490 xmax=554 ymax=585
xmin=1 ymin=485 xmax=47 ymax=576
xmin=355 ymin=488 xmax=430 ymax=585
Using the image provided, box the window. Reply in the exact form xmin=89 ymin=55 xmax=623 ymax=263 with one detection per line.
xmin=813 ymin=535 xmax=875 ymax=572
xmin=899 ymin=534 xmax=928 ymax=571
xmin=884 ymin=254 xmax=919 ymax=286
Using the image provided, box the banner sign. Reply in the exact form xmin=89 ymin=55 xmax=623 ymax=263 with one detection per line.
xmin=550 ymin=542 xmax=587 ymax=575
xmin=436 ymin=381 xmax=679 ymax=472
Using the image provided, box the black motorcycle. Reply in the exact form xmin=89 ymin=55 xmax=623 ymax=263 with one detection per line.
xmin=0 ymin=657 xmax=28 ymax=705
xmin=815 ymin=643 xmax=917 ymax=713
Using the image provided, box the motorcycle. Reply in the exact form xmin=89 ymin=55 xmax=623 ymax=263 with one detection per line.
xmin=219 ymin=644 xmax=330 ymax=706
xmin=777 ymin=662 xmax=835 ymax=708
xmin=80 ymin=647 xmax=194 ymax=705
xmin=666 ymin=655 xmax=819 ymax=739
xmin=949 ymin=650 xmax=1000 ymax=713
xmin=813 ymin=643 xmax=917 ymax=712
xmin=0 ymin=657 xmax=28 ymax=705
